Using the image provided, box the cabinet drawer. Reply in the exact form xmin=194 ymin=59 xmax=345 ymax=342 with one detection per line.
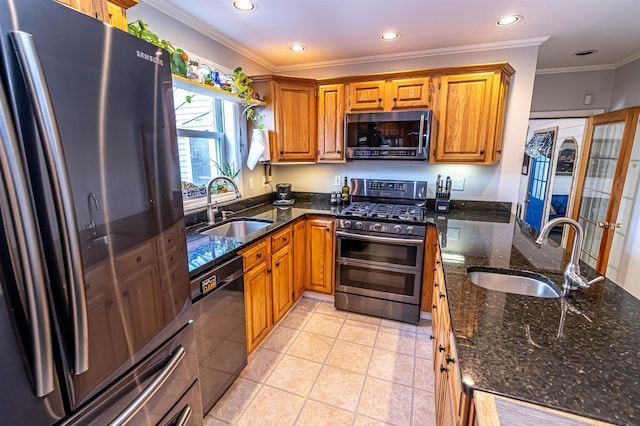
xmin=114 ymin=239 xmax=156 ymax=277
xmin=271 ymin=226 xmax=292 ymax=253
xmin=241 ymin=239 xmax=270 ymax=271
xmin=156 ymin=223 xmax=181 ymax=254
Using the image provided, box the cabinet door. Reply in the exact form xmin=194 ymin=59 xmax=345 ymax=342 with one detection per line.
xmin=348 ymin=80 xmax=386 ymax=111
xmin=293 ymin=219 xmax=308 ymax=300
xmin=307 ymin=218 xmax=335 ymax=294
xmin=491 ymin=73 xmax=510 ymax=163
xmin=107 ymin=1 xmax=127 ymax=30
xmin=272 ymin=245 xmax=294 ymax=324
xmin=387 ymin=77 xmax=431 ymax=110
xmin=274 ymin=82 xmax=317 ymax=162
xmin=244 ymin=261 xmax=273 ymax=354
xmin=317 ymin=84 xmax=345 ymax=162
xmin=55 ymin=0 xmax=109 ymax=21
xmin=433 ymin=73 xmax=498 ymax=163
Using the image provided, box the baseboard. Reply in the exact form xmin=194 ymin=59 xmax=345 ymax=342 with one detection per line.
xmin=301 ymin=291 xmax=334 ymax=303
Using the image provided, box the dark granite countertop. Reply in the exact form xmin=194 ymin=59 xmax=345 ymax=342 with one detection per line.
xmin=437 ymin=215 xmax=640 ymax=425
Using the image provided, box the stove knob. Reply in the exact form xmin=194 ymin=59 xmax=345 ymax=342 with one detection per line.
xmin=355 ymin=221 xmax=364 ymax=230
xmin=373 ymin=223 xmax=382 ymax=232
xmin=394 ymin=225 xmax=402 ymax=233
xmin=343 ymin=220 xmax=352 ymax=228
xmin=407 ymin=226 xmax=415 ymax=235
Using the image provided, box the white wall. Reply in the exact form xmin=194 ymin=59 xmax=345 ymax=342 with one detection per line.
xmin=275 ymin=46 xmax=540 ymax=210
xmin=609 ymin=58 xmax=640 ymax=111
xmin=530 ymin=70 xmax=614 ymax=113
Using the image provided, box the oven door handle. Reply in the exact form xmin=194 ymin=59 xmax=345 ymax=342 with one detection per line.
xmin=335 ymin=231 xmax=423 ymax=246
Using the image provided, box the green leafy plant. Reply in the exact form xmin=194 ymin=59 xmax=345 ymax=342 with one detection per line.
xmin=233 ymin=67 xmax=265 ymax=130
xmin=211 ymin=160 xmax=240 ymax=179
xmin=128 ymin=20 xmax=188 ymax=76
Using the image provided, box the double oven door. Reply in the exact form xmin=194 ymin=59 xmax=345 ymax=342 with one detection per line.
xmin=335 ymin=230 xmax=424 ymax=305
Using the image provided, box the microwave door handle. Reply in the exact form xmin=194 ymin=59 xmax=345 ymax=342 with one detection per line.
xmin=0 ymin=84 xmax=55 ymax=397
xmin=336 ymin=230 xmax=423 ymax=246
xmin=417 ymin=113 xmax=425 ymax=153
xmin=11 ymin=31 xmax=89 ymax=375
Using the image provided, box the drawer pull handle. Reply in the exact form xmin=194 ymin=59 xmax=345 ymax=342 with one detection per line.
xmin=136 ymin=256 xmax=142 ymax=263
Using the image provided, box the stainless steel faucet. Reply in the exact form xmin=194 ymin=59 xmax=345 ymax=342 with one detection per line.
xmin=536 ymin=217 xmax=604 ymax=296
xmin=87 ymin=192 xmax=100 ymax=236
xmin=206 ymin=176 xmax=241 ymax=224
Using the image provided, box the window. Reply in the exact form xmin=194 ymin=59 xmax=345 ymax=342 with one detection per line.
xmin=173 ymin=79 xmax=244 ymax=213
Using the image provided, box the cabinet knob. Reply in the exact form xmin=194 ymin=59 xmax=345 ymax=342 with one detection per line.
xmin=436 ymin=260 xmax=441 ymax=265
xmin=336 ymin=150 xmax=341 ymax=154
xmin=433 ymin=242 xmax=438 ymax=247
xmin=378 ymin=97 xmax=382 ymax=103
xmin=393 ymin=97 xmax=397 ymax=102
xmin=440 ymin=365 xmax=449 ymax=373
xmin=280 ymin=150 xmax=284 ymax=155
xmin=267 ymin=269 xmax=272 ymax=274
xmin=439 ymin=293 xmax=445 ymax=299
xmin=432 ymin=267 xmax=437 ymax=272
xmin=434 ymin=282 xmax=439 ymax=287
xmin=496 ymin=150 xmax=502 ymax=154
xmin=256 ymin=253 xmax=262 ymax=259
xmin=480 ymin=150 xmax=485 ymax=154
xmin=275 ymin=262 xmax=280 ymax=267
xmin=326 ymin=228 xmax=330 ymax=232
xmin=282 ymin=236 xmax=287 ymax=241
xmin=432 ymin=304 xmax=437 ymax=310
xmin=429 ymin=335 xmax=434 ymax=340
xmin=438 ymin=344 xmax=445 ymax=352
xmin=446 ymin=355 xmax=455 ymax=364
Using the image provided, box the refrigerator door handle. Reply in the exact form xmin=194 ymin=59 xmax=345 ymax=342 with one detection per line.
xmin=0 ymin=81 xmax=55 ymax=397
xmin=10 ymin=30 xmax=89 ymax=374
xmin=111 ymin=346 xmax=187 ymax=426
xmin=173 ymin=405 xmax=193 ymax=426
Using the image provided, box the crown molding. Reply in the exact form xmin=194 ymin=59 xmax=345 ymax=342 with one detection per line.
xmin=273 ymin=37 xmax=550 ymax=73
xmin=614 ymin=50 xmax=640 ymax=68
xmin=536 ymin=64 xmax=617 ymax=75
xmin=142 ymin=0 xmax=277 ymax=71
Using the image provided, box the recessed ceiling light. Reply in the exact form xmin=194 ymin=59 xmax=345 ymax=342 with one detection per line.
xmin=289 ymin=44 xmax=307 ymax=52
xmin=573 ymin=49 xmax=598 ymax=56
xmin=381 ymin=32 xmax=400 ymax=41
xmin=233 ymin=0 xmax=256 ymax=12
xmin=496 ymin=15 xmax=523 ymax=26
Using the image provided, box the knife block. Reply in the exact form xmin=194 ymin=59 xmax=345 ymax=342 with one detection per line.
xmin=435 ymin=193 xmax=450 ymax=213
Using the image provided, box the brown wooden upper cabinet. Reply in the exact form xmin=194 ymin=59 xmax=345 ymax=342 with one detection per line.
xmin=317 ymin=84 xmax=346 ymax=162
xmin=253 ymin=76 xmax=317 ymax=163
xmin=431 ymin=65 xmax=513 ymax=164
xmin=54 ymin=0 xmax=137 ymax=30
xmin=347 ymin=77 xmax=431 ymax=112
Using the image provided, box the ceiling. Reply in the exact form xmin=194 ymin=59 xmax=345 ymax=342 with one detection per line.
xmin=145 ymin=0 xmax=640 ymax=73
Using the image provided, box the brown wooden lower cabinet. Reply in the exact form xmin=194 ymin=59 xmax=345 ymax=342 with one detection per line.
xmin=292 ymin=219 xmax=308 ymax=300
xmin=432 ymin=241 xmax=473 ymax=426
xmin=306 ymin=217 xmax=335 ymax=295
xmin=240 ymin=224 xmax=298 ymax=354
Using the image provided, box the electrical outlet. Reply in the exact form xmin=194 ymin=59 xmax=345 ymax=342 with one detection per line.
xmin=451 ymin=177 xmax=465 ymax=191
xmin=334 ymin=175 xmax=341 ymax=186
xmin=248 ymin=177 xmax=254 ymax=190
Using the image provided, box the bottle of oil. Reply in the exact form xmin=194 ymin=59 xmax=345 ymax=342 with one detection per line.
xmin=341 ymin=176 xmax=350 ymax=204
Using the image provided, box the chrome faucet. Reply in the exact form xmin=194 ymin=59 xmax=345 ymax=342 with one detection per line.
xmin=87 ymin=192 xmax=100 ymax=236
xmin=536 ymin=217 xmax=604 ymax=296
xmin=206 ymin=176 xmax=241 ymax=224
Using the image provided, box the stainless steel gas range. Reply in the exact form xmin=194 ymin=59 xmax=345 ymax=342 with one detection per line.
xmin=334 ymin=179 xmax=427 ymax=323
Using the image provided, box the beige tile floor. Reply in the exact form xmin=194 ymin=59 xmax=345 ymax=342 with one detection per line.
xmin=204 ymin=296 xmax=436 ymax=426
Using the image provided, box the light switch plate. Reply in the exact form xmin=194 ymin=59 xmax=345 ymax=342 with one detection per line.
xmin=334 ymin=175 xmax=341 ymax=186
xmin=451 ymin=177 xmax=465 ymax=191
xmin=248 ymin=177 xmax=254 ymax=190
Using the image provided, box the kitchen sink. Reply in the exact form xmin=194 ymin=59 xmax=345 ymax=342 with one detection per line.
xmin=467 ymin=267 xmax=561 ymax=298
xmin=198 ymin=218 xmax=273 ymax=239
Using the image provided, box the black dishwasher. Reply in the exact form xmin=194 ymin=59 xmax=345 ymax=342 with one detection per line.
xmin=191 ymin=256 xmax=247 ymax=416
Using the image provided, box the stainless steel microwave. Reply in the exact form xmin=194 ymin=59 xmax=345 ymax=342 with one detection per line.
xmin=345 ymin=110 xmax=432 ymax=160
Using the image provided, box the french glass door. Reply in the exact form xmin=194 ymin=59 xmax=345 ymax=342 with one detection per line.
xmin=572 ymin=108 xmax=640 ymax=273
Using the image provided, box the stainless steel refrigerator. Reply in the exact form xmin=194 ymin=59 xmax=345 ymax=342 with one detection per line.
xmin=0 ymin=1 xmax=202 ymax=424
